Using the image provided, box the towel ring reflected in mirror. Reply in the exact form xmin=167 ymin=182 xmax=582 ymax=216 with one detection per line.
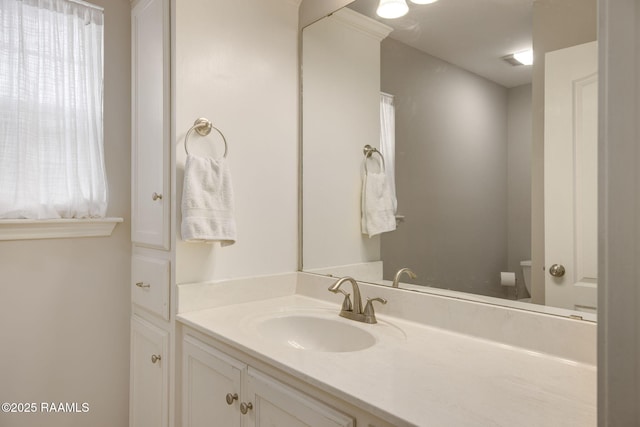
xmin=363 ymin=144 xmax=385 ymax=174
xmin=184 ymin=117 xmax=229 ymax=159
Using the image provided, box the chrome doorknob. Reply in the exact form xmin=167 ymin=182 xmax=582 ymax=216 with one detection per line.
xmin=549 ymin=264 xmax=566 ymax=277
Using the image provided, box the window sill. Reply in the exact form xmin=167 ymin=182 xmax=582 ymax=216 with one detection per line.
xmin=0 ymin=217 xmax=124 ymax=241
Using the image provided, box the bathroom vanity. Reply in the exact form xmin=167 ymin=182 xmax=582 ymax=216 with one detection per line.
xmin=176 ymin=273 xmax=596 ymax=427
xmin=128 ymin=0 xmax=598 ymax=425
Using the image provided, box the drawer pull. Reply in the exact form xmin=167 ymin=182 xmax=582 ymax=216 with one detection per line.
xmin=225 ymin=393 xmax=238 ymax=405
xmin=240 ymin=402 xmax=253 ymax=414
xmin=152 ymin=192 xmax=163 ymax=201
xmin=151 ymin=354 xmax=161 ymax=364
xmin=135 ymin=282 xmax=150 ymax=288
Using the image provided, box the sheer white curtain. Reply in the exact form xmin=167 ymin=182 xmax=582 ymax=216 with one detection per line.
xmin=0 ymin=0 xmax=106 ymax=219
xmin=379 ymin=92 xmax=397 ymax=213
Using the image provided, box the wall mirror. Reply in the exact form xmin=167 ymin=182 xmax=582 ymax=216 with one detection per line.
xmin=301 ymin=0 xmax=598 ymax=319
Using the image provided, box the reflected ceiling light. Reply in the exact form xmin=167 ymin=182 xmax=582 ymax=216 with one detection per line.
xmin=409 ymin=0 xmax=439 ymax=4
xmin=376 ymin=0 xmax=409 ymax=19
xmin=503 ymin=49 xmax=534 ymax=66
xmin=513 ymin=49 xmax=533 ymax=65
xmin=513 ymin=49 xmax=534 ymax=65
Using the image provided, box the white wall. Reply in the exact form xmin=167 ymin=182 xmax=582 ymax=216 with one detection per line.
xmin=0 ymin=0 xmax=131 ymax=426
xmin=174 ymin=0 xmax=300 ymax=284
xmin=302 ymin=9 xmax=390 ymax=273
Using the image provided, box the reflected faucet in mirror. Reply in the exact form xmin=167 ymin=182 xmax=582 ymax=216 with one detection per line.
xmin=392 ymin=267 xmax=417 ymax=288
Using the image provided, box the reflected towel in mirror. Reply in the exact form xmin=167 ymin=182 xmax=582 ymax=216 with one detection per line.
xmin=361 ymin=170 xmax=396 ymax=237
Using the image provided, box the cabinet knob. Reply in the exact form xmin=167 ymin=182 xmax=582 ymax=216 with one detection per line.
xmin=135 ymin=282 xmax=150 ymax=288
xmin=225 ymin=393 xmax=238 ymax=405
xmin=151 ymin=354 xmax=161 ymax=364
xmin=240 ymin=402 xmax=253 ymax=414
xmin=152 ymin=192 xmax=163 ymax=201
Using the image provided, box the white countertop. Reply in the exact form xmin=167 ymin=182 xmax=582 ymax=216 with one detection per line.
xmin=177 ymin=293 xmax=596 ymax=427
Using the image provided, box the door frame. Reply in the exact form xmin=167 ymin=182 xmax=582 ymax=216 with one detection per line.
xmin=598 ymin=0 xmax=640 ymax=424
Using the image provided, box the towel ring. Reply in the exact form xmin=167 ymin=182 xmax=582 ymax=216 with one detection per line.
xmin=184 ymin=117 xmax=228 ymax=158
xmin=363 ymin=144 xmax=385 ymax=174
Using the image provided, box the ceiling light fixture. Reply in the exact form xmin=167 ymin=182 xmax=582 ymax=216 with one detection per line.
xmin=513 ymin=49 xmax=533 ymax=65
xmin=376 ymin=0 xmax=409 ymax=19
xmin=409 ymin=0 xmax=439 ymax=4
xmin=503 ymin=49 xmax=533 ymax=66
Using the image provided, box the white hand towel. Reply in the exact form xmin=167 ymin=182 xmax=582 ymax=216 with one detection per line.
xmin=181 ymin=154 xmax=237 ymax=246
xmin=361 ymin=171 xmax=396 ymax=237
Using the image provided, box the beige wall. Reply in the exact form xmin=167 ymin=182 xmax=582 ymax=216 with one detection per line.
xmin=530 ymin=0 xmax=597 ymax=303
xmin=174 ymin=0 xmax=300 ymax=284
xmin=299 ymin=0 xmax=353 ymax=28
xmin=302 ymin=9 xmax=388 ymax=273
xmin=0 ymin=0 xmax=132 ymax=426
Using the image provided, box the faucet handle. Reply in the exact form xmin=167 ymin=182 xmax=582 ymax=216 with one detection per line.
xmin=337 ymin=289 xmax=353 ymax=312
xmin=363 ymin=297 xmax=387 ymax=324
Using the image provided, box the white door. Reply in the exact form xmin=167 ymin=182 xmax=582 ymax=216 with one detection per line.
xmin=544 ymin=41 xmax=598 ymax=312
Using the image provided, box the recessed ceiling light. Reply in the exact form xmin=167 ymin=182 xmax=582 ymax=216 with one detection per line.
xmin=409 ymin=0 xmax=439 ymax=4
xmin=376 ymin=0 xmax=409 ymax=19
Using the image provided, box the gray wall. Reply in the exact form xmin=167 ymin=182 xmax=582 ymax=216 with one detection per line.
xmin=380 ymin=38 xmax=509 ymax=298
xmin=507 ymin=84 xmax=532 ymax=298
xmin=0 ymin=1 xmax=131 ymax=426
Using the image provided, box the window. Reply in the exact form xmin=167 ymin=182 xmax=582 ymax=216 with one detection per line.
xmin=0 ymin=0 xmax=106 ymax=220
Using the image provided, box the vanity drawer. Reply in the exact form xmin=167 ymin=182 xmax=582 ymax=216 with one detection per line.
xmin=132 ymin=255 xmax=170 ymax=320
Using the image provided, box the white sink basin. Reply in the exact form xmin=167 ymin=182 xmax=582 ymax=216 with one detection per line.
xmin=255 ymin=314 xmax=376 ymax=352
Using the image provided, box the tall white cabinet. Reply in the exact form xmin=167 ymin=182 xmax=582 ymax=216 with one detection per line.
xmin=130 ymin=0 xmax=324 ymax=426
xmin=131 ymin=0 xmax=171 ymax=250
xmin=130 ymin=0 xmax=172 ymax=426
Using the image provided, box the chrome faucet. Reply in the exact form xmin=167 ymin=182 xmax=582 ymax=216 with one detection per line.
xmin=328 ymin=276 xmax=387 ymax=324
xmin=392 ymin=267 xmax=417 ymax=288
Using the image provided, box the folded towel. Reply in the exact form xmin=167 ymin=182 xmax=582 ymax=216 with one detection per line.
xmin=361 ymin=169 xmax=396 ymax=238
xmin=181 ymin=154 xmax=237 ymax=246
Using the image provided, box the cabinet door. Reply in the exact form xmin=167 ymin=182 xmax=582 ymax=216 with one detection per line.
xmin=130 ymin=316 xmax=169 ymax=427
xmin=131 ymin=0 xmax=171 ymax=249
xmin=182 ymin=336 xmax=245 ymax=427
xmin=246 ymin=368 xmax=354 ymax=427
